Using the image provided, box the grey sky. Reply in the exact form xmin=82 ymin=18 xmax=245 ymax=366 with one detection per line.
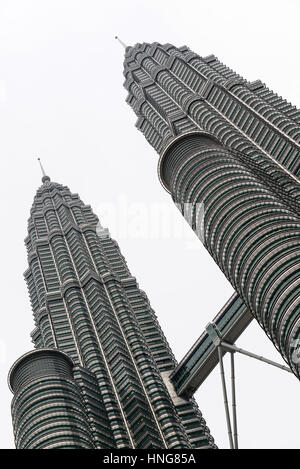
xmin=0 ymin=0 xmax=299 ymax=449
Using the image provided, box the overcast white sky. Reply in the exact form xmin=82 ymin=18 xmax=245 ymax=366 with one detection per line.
xmin=1 ymin=0 xmax=300 ymax=449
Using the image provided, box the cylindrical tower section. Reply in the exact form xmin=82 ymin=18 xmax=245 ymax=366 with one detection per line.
xmin=8 ymin=349 xmax=95 ymax=449
xmin=159 ymin=132 xmax=300 ymax=378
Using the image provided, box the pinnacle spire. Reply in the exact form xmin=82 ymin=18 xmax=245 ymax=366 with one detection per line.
xmin=37 ymin=158 xmax=50 ymax=183
xmin=115 ymin=36 xmax=127 ymax=49
xmin=37 ymin=157 xmax=46 ymax=177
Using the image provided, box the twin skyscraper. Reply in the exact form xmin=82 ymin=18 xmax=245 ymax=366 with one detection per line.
xmin=8 ymin=41 xmax=300 ymax=449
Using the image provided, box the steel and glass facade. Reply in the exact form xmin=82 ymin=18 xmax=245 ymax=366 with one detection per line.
xmin=8 ymin=349 xmax=95 ymax=449
xmin=123 ymin=42 xmax=300 ymax=379
xmin=8 ymin=174 xmax=216 ymax=449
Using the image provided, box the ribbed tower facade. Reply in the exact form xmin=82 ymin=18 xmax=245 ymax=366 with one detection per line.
xmin=123 ymin=42 xmax=300 ymax=379
xmin=8 ymin=173 xmax=216 ymax=449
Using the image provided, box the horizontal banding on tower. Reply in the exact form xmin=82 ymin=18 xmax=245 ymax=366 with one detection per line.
xmin=8 ymin=348 xmax=74 ymax=394
xmin=158 ymin=132 xmax=223 ymax=193
xmin=8 ymin=349 xmax=95 ymax=449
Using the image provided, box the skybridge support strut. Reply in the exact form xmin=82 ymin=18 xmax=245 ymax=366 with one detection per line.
xmin=216 ymin=338 xmax=292 ymax=449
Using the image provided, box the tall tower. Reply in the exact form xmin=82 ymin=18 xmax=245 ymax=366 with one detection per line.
xmin=123 ymin=42 xmax=300 ymax=379
xmin=8 ymin=167 xmax=216 ymax=449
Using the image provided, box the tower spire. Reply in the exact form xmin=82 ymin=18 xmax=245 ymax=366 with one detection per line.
xmin=115 ymin=36 xmax=127 ymax=49
xmin=37 ymin=158 xmax=50 ymax=183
